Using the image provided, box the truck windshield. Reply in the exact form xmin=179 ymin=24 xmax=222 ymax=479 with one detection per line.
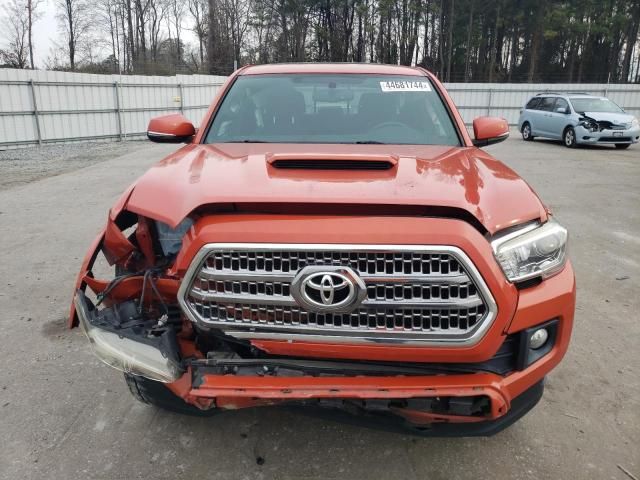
xmin=205 ymin=74 xmax=460 ymax=145
xmin=569 ymin=97 xmax=624 ymax=114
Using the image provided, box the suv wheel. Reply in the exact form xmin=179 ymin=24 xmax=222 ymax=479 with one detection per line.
xmin=563 ymin=127 xmax=577 ymax=148
xmin=124 ymin=373 xmax=217 ymax=417
xmin=521 ymin=122 xmax=534 ymax=141
xmin=615 ymin=144 xmax=631 ymax=150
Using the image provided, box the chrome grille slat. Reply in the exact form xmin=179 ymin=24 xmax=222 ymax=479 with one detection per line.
xmin=178 ymin=244 xmax=497 ymax=346
xmin=204 ymin=250 xmax=466 ymax=276
xmin=189 ymin=289 xmax=483 ymax=310
xmin=199 ymin=269 xmax=472 ymax=285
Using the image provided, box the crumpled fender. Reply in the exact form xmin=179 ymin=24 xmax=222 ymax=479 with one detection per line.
xmin=68 ymin=229 xmax=105 ymax=328
xmin=68 ymin=185 xmax=135 ymax=328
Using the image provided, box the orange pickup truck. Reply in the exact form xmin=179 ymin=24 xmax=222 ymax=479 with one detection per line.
xmin=70 ymin=63 xmax=575 ymax=436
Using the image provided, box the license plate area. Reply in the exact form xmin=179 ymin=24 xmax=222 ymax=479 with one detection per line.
xmin=613 ymin=131 xmax=623 ymax=137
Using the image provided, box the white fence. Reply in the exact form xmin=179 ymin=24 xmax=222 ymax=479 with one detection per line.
xmin=1 ymin=68 xmax=639 ymax=148
xmin=0 ymin=69 xmax=227 ymax=148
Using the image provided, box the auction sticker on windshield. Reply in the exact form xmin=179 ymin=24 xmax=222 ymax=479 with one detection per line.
xmin=380 ymin=80 xmax=432 ymax=92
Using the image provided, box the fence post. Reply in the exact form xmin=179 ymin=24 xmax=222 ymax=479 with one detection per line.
xmin=113 ymin=81 xmax=123 ymax=141
xmin=486 ymin=88 xmax=493 ymax=117
xmin=29 ymin=80 xmax=42 ymax=146
xmin=178 ymin=83 xmax=184 ymax=114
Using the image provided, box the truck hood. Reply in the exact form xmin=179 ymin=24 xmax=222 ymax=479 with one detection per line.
xmin=125 ymin=143 xmax=546 ymax=235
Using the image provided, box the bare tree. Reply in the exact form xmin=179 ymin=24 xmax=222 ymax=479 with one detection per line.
xmin=25 ymin=0 xmax=44 ymax=68
xmin=148 ymin=0 xmax=168 ymax=65
xmin=56 ymin=0 xmax=93 ymax=69
xmin=0 ymin=0 xmax=29 ymax=68
xmin=188 ymin=0 xmax=207 ymax=69
xmin=97 ymin=0 xmax=122 ymax=71
xmin=168 ymin=0 xmax=185 ymax=70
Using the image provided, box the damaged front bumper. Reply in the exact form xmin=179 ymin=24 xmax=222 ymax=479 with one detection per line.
xmin=575 ymin=124 xmax=640 ymax=145
xmin=74 ymin=290 xmax=183 ymax=383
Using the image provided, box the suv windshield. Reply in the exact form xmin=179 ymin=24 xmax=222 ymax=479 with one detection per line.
xmin=569 ymin=97 xmax=624 ymax=114
xmin=205 ymin=74 xmax=460 ymax=145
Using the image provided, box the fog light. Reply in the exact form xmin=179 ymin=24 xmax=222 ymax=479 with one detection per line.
xmin=529 ymin=328 xmax=549 ymax=349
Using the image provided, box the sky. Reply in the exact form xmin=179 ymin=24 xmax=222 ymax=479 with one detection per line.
xmin=33 ymin=0 xmax=57 ymax=66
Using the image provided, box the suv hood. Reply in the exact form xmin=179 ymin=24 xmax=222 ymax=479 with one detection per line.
xmin=581 ymin=111 xmax=635 ymax=124
xmin=125 ymin=143 xmax=546 ymax=235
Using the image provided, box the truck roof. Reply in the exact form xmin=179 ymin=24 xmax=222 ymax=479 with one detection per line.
xmin=240 ymin=63 xmax=425 ymax=76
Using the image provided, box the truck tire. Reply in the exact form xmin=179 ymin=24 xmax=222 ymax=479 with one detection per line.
xmin=615 ymin=144 xmax=630 ymax=150
xmin=124 ymin=373 xmax=217 ymax=417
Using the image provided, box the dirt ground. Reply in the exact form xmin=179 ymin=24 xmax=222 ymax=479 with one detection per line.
xmin=0 ymin=141 xmax=149 ymax=191
xmin=0 ymin=134 xmax=638 ymax=480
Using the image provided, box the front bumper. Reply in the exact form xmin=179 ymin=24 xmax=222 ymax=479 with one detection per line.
xmin=288 ymin=379 xmax=545 ymax=437
xmin=575 ymin=125 xmax=640 ymax=144
xmin=74 ymin=255 xmax=574 ymax=435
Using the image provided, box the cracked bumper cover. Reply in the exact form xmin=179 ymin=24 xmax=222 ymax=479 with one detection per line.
xmin=575 ymin=124 xmax=640 ymax=144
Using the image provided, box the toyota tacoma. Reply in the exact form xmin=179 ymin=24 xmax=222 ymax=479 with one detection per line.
xmin=70 ymin=63 xmax=575 ymax=436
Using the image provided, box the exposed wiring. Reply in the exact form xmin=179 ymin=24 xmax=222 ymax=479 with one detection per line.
xmin=97 ymin=267 xmax=169 ymax=319
xmin=96 ymin=271 xmax=143 ymax=306
xmin=137 ymin=268 xmax=169 ymax=317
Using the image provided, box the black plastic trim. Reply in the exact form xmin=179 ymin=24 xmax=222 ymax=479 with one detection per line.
xmin=516 ymin=319 xmax=559 ymax=370
xmin=283 ymin=379 xmax=545 ymax=437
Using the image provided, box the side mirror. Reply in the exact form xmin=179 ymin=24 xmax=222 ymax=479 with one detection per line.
xmin=147 ymin=114 xmax=196 ymax=143
xmin=555 ymin=107 xmax=569 ymax=114
xmin=472 ymin=116 xmax=509 ymax=147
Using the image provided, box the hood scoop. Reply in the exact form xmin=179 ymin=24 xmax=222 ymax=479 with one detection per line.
xmin=267 ymin=153 xmax=398 ymax=170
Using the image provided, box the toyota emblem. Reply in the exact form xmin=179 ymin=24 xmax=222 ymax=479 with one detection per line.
xmin=290 ymin=266 xmax=367 ymax=313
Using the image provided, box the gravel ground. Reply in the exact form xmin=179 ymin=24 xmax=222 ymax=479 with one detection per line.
xmin=0 ymin=141 xmax=149 ymax=191
xmin=0 ymin=135 xmax=638 ymax=480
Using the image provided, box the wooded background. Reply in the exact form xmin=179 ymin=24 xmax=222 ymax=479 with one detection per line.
xmin=2 ymin=0 xmax=640 ymax=83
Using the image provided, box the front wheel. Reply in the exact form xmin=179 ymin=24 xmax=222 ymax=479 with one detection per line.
xmin=124 ymin=373 xmax=217 ymax=417
xmin=615 ymin=144 xmax=631 ymax=150
xmin=563 ymin=127 xmax=577 ymax=148
xmin=521 ymin=122 xmax=534 ymax=141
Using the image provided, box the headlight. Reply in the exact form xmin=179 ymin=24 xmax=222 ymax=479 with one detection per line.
xmin=156 ymin=218 xmax=193 ymax=256
xmin=491 ymin=218 xmax=568 ymax=282
xmin=579 ymin=120 xmax=597 ymax=132
xmin=632 ymin=117 xmax=639 ymax=127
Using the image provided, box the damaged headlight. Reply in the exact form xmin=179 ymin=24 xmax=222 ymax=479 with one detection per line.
xmin=579 ymin=119 xmax=598 ymax=132
xmin=156 ymin=218 xmax=193 ymax=256
xmin=491 ymin=218 xmax=568 ymax=283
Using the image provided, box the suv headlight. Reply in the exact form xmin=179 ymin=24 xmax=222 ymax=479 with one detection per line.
xmin=491 ymin=218 xmax=568 ymax=283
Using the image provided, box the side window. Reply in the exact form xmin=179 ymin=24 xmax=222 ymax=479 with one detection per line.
xmin=526 ymin=97 xmax=541 ymax=109
xmin=538 ymin=97 xmax=557 ymax=112
xmin=555 ymin=98 xmax=569 ymax=112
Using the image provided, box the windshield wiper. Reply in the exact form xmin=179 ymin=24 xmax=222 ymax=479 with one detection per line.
xmin=227 ymin=139 xmax=272 ymax=143
xmin=355 ymin=140 xmax=386 ymax=144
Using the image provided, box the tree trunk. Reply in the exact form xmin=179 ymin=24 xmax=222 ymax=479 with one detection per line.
xmin=488 ymin=2 xmax=501 ymax=83
xmin=463 ymin=0 xmax=474 ymax=82
xmin=27 ymin=0 xmax=34 ymax=68
xmin=446 ymin=0 xmax=453 ymax=81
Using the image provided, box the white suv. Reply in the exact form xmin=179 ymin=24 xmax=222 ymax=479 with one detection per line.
xmin=518 ymin=93 xmax=639 ymax=149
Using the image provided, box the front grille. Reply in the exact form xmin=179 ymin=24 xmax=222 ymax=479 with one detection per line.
xmin=179 ymin=244 xmax=496 ymax=345
xmin=599 ymin=136 xmax=631 ymax=142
